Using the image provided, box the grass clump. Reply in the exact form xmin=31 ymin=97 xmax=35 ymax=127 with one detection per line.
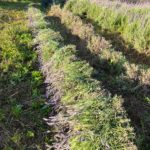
xmin=29 ymin=6 xmax=137 ymax=149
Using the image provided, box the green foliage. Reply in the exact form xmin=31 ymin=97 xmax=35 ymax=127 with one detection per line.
xmin=65 ymin=0 xmax=150 ymax=54
xmin=0 ymin=21 xmax=34 ymax=83
xmin=0 ymin=3 xmax=51 ymax=149
xmin=33 ymin=28 xmax=63 ymax=62
xmin=11 ymin=132 xmax=21 ymax=145
xmin=26 ymin=131 xmax=35 ymax=138
xmin=144 ymin=97 xmax=150 ymax=104
xmin=11 ymin=104 xmax=23 ymax=118
xmin=29 ymin=7 xmax=136 ymax=149
xmin=1 ymin=1 xmax=148 ymax=149
xmin=63 ymin=2 xmax=150 ymax=149
xmin=28 ymin=7 xmax=48 ymax=30
xmin=31 ymin=71 xmax=43 ymax=87
xmin=49 ymin=47 xmax=136 ymax=149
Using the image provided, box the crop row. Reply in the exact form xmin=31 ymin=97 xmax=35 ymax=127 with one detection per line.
xmin=28 ymin=6 xmax=137 ymax=149
xmin=47 ymin=5 xmax=150 ymax=149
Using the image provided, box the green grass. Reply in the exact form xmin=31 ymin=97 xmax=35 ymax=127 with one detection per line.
xmin=1 ymin=1 xmax=150 ymax=149
xmin=65 ymin=0 xmax=150 ymax=55
xmin=0 ymin=2 xmax=51 ymax=149
xmin=47 ymin=5 xmax=150 ymax=149
xmin=29 ymin=6 xmax=137 ymax=149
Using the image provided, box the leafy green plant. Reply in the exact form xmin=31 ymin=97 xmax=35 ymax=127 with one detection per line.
xmin=11 ymin=132 xmax=22 ymax=145
xmin=26 ymin=130 xmax=35 ymax=138
xmin=31 ymin=71 xmax=43 ymax=87
xmin=11 ymin=105 xmax=23 ymax=118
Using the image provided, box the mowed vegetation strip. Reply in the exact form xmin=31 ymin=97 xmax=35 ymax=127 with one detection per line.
xmin=65 ymin=0 xmax=150 ymax=66
xmin=0 ymin=2 xmax=51 ymax=149
xmin=47 ymin=5 xmax=150 ymax=149
xmin=28 ymin=6 xmax=137 ymax=149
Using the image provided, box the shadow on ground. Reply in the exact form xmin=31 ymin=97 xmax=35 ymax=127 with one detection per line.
xmin=0 ymin=1 xmax=41 ymax=10
xmin=46 ymin=16 xmax=150 ymax=150
xmin=0 ymin=1 xmax=29 ymax=10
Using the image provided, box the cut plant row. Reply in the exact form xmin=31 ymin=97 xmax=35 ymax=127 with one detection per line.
xmin=28 ymin=6 xmax=139 ymax=149
xmin=47 ymin=4 xmax=150 ymax=149
xmin=0 ymin=2 xmax=51 ymax=149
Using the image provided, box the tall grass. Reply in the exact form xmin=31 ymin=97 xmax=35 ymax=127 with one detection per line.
xmin=48 ymin=5 xmax=150 ymax=85
xmin=65 ymin=0 xmax=150 ymax=55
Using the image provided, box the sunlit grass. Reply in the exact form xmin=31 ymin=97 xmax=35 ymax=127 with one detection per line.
xmin=29 ymin=6 xmax=137 ymax=149
xmin=0 ymin=3 xmax=51 ymax=149
xmin=65 ymin=0 xmax=150 ymax=54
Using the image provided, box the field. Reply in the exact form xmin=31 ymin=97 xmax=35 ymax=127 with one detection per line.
xmin=0 ymin=0 xmax=150 ymax=149
xmin=0 ymin=1 xmax=52 ymax=149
